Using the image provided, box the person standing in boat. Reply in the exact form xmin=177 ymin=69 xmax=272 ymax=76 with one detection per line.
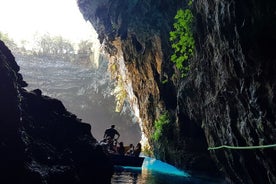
xmin=103 ymin=124 xmax=120 ymax=142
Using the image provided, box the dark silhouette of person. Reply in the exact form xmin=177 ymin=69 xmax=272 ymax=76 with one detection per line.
xmin=104 ymin=125 xmax=120 ymax=140
xmin=125 ymin=144 xmax=134 ymax=156
xmin=133 ymin=143 xmax=142 ymax=157
xmin=117 ymin=142 xmax=125 ymax=155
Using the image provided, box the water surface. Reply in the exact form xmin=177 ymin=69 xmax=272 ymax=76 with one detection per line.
xmin=112 ymin=157 xmax=226 ymax=184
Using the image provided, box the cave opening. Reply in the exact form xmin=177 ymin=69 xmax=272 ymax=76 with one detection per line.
xmin=0 ymin=0 xmax=142 ymax=146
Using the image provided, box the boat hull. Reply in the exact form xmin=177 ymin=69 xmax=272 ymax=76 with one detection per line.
xmin=109 ymin=154 xmax=144 ymax=167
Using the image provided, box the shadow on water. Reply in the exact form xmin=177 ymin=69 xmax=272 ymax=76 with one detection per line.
xmin=112 ymin=157 xmax=226 ymax=184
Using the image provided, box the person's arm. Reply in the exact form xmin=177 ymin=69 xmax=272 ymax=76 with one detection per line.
xmin=103 ymin=130 xmax=107 ymax=139
xmin=116 ymin=131 xmax=120 ymax=139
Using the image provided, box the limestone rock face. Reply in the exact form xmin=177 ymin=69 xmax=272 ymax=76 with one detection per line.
xmin=179 ymin=1 xmax=276 ymax=183
xmin=78 ymin=0 xmax=275 ymax=183
xmin=0 ymin=40 xmax=113 ymax=184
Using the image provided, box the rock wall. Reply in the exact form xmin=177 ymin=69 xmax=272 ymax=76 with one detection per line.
xmin=0 ymin=40 xmax=113 ymax=183
xmin=77 ymin=0 xmax=276 ymax=183
xmin=0 ymin=39 xmax=26 ymax=184
xmin=78 ymin=0 xmax=184 ymax=159
xmin=180 ymin=0 xmax=276 ymax=183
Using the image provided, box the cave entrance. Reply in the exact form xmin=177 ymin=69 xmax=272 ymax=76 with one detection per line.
xmin=0 ymin=0 xmax=141 ymax=145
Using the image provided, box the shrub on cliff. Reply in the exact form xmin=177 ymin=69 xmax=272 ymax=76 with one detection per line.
xmin=170 ymin=7 xmax=195 ymax=77
xmin=153 ymin=111 xmax=170 ymax=141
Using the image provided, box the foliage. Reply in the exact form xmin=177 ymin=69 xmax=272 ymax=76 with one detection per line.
xmin=169 ymin=7 xmax=195 ymax=77
xmin=77 ymin=40 xmax=93 ymax=55
xmin=34 ymin=34 xmax=74 ymax=60
xmin=0 ymin=31 xmax=95 ymax=64
xmin=142 ymin=144 xmax=153 ymax=157
xmin=152 ymin=111 xmax=170 ymax=141
xmin=161 ymin=79 xmax=168 ymax=84
xmin=77 ymin=40 xmax=94 ymax=64
xmin=0 ymin=32 xmax=18 ymax=52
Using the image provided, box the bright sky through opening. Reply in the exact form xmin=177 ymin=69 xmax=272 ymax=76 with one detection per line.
xmin=0 ymin=0 xmax=97 ymax=44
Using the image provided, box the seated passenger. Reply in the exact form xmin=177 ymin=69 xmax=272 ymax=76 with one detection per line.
xmin=125 ymin=144 xmax=134 ymax=156
xmin=105 ymin=136 xmax=116 ymax=153
xmin=133 ymin=143 xmax=142 ymax=157
xmin=117 ymin=142 xmax=125 ymax=155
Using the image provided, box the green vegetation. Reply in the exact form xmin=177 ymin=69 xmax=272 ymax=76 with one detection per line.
xmin=152 ymin=111 xmax=170 ymax=141
xmin=0 ymin=32 xmax=20 ymax=52
xmin=34 ymin=34 xmax=74 ymax=61
xmin=161 ymin=79 xmax=168 ymax=84
xmin=0 ymin=31 xmax=95 ymax=65
xmin=142 ymin=144 xmax=153 ymax=157
xmin=169 ymin=6 xmax=195 ymax=77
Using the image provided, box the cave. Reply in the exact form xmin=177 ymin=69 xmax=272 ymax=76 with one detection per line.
xmin=1 ymin=0 xmax=276 ymax=183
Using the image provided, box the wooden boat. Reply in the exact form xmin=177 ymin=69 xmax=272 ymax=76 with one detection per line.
xmin=109 ymin=154 xmax=145 ymax=167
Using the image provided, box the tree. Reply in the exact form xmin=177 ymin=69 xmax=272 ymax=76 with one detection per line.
xmin=76 ymin=40 xmax=94 ymax=64
xmin=0 ymin=32 xmax=18 ymax=52
xmin=34 ymin=34 xmax=74 ymax=61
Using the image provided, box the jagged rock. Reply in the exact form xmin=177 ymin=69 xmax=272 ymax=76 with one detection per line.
xmin=0 ymin=40 xmax=113 ymax=184
xmin=78 ymin=0 xmax=276 ymax=183
xmin=0 ymin=40 xmax=26 ymax=184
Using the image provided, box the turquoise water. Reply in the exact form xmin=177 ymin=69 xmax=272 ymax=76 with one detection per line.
xmin=112 ymin=157 xmax=226 ymax=184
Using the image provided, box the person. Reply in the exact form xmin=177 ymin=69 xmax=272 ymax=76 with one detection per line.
xmin=133 ymin=143 xmax=142 ymax=157
xmin=99 ymin=138 xmax=109 ymax=154
xmin=125 ymin=144 xmax=134 ymax=156
xmin=101 ymin=136 xmax=117 ymax=153
xmin=103 ymin=125 xmax=120 ymax=140
xmin=117 ymin=142 xmax=125 ymax=155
